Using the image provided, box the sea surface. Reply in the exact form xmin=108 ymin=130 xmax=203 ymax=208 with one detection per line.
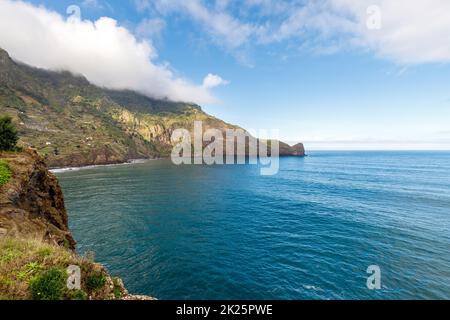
xmin=56 ymin=151 xmax=450 ymax=299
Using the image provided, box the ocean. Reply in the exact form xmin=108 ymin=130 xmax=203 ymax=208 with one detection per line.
xmin=56 ymin=151 xmax=450 ymax=299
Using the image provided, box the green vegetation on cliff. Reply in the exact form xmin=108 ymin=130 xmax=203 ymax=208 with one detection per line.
xmin=0 ymin=115 xmax=18 ymax=151
xmin=0 ymin=47 xmax=304 ymax=168
xmin=0 ymin=47 xmax=234 ymax=167
xmin=0 ymin=238 xmax=126 ymax=300
xmin=0 ymin=160 xmax=10 ymax=186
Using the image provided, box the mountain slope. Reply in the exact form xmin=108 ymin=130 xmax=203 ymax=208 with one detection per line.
xmin=0 ymin=48 xmax=304 ymax=167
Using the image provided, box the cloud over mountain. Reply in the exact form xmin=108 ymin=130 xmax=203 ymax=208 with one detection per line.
xmin=0 ymin=0 xmax=222 ymax=104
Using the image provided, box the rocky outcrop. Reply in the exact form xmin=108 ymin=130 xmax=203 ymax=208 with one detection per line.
xmin=292 ymin=143 xmax=306 ymax=156
xmin=0 ymin=149 xmax=75 ymax=248
xmin=0 ymin=149 xmax=155 ymax=300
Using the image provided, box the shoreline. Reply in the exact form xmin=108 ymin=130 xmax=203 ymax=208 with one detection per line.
xmin=50 ymin=158 xmax=160 ymax=173
xmin=49 ymin=152 xmax=308 ymax=174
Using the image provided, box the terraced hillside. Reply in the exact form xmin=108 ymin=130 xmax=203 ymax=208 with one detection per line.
xmin=0 ymin=48 xmax=304 ymax=168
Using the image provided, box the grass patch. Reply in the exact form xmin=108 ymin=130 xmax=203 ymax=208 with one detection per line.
xmin=0 ymin=238 xmax=123 ymax=300
xmin=112 ymin=277 xmax=123 ymax=299
xmin=0 ymin=160 xmax=11 ymax=186
xmin=0 ymin=247 xmax=22 ymax=264
xmin=16 ymin=262 xmax=42 ymax=282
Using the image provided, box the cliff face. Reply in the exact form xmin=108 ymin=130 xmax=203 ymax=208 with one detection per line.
xmin=292 ymin=143 xmax=306 ymax=156
xmin=0 ymin=47 xmax=305 ymax=167
xmin=0 ymin=150 xmax=154 ymax=300
xmin=0 ymin=149 xmax=75 ymax=249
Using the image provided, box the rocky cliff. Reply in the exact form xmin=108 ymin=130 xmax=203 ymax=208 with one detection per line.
xmin=0 ymin=149 xmax=75 ymax=248
xmin=0 ymin=150 xmax=154 ymax=300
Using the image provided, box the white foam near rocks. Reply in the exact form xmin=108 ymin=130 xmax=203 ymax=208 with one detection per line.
xmin=50 ymin=159 xmax=153 ymax=173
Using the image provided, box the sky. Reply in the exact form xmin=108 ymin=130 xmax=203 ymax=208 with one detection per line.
xmin=0 ymin=0 xmax=450 ymax=150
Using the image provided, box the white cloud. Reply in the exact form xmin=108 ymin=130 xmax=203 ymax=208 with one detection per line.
xmin=143 ymin=0 xmax=450 ymax=65
xmin=135 ymin=17 xmax=166 ymax=39
xmin=153 ymin=0 xmax=260 ymax=49
xmin=202 ymin=74 xmax=229 ymax=88
xmin=215 ymin=0 xmax=231 ymax=11
xmin=133 ymin=0 xmax=151 ymax=13
xmin=0 ymin=0 xmax=220 ymax=104
xmin=329 ymin=0 xmax=450 ymax=64
xmin=269 ymin=0 xmax=450 ymax=64
xmin=82 ymin=0 xmax=102 ymax=9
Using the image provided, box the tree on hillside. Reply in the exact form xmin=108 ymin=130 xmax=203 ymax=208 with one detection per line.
xmin=0 ymin=115 xmax=19 ymax=151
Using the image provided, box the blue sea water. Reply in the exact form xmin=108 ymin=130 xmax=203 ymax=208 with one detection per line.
xmin=56 ymin=151 xmax=450 ymax=300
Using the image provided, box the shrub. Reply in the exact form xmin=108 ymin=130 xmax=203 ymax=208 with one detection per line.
xmin=29 ymin=268 xmax=67 ymax=300
xmin=86 ymin=271 xmax=106 ymax=292
xmin=0 ymin=116 xmax=18 ymax=151
xmin=66 ymin=290 xmax=88 ymax=300
xmin=0 ymin=160 xmax=11 ymax=186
